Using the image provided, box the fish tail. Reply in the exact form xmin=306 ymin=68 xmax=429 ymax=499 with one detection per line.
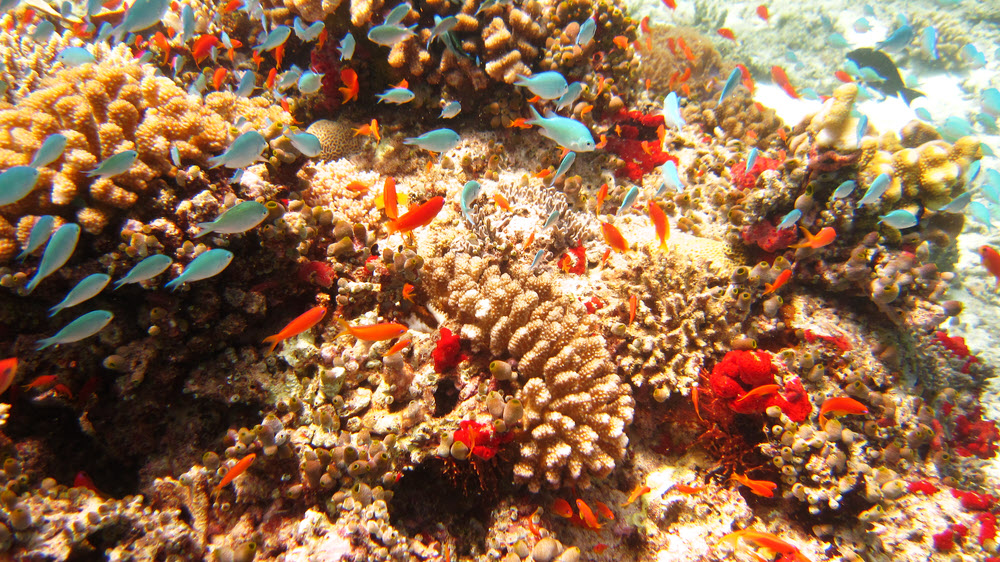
xmin=527 ymin=105 xmax=543 ymax=124
xmin=900 ymin=87 xmax=925 ymax=105
xmin=24 ymin=277 xmax=38 ymax=294
xmin=262 ymin=335 xmax=279 ymax=354
xmin=35 ymin=338 xmax=53 ymax=350
xmin=47 ymin=306 xmax=59 ymax=317
xmin=164 ymin=278 xmax=181 ymax=291
xmin=385 ymin=220 xmax=399 ymax=235
xmin=193 ymin=222 xmax=214 ymax=238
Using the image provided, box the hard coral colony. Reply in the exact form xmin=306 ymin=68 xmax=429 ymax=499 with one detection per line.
xmin=0 ymin=0 xmax=999 ymax=559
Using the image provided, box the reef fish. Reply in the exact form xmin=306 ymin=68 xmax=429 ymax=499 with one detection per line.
xmin=49 ymin=273 xmax=110 ymax=316
xmin=858 ymin=173 xmax=891 ymax=205
xmin=86 ymin=150 xmax=138 ymax=178
xmin=514 ymin=71 xmax=569 ymax=100
xmin=383 ymin=177 xmax=398 ymax=219
xmin=120 ymin=0 xmax=168 ymax=33
xmin=55 ymin=47 xmax=94 ymax=67
xmin=526 ymin=107 xmax=595 ymax=152
xmin=386 ymin=196 xmax=445 ymax=234
xmin=460 ymin=180 xmax=481 ymax=222
xmin=983 ymin=88 xmax=1000 ymax=117
xmin=940 ymin=191 xmax=972 ymax=213
xmin=257 ymin=25 xmax=290 ymax=51
xmin=235 ymin=71 xmax=256 ymax=97
xmin=384 ymin=2 xmax=412 ymax=25
xmin=335 ymin=318 xmax=407 ymax=341
xmin=542 ymin=210 xmax=559 ymax=229
xmin=16 ymin=215 xmax=54 ymax=260
xmin=746 ymin=148 xmax=759 ymax=171
xmin=36 ymin=310 xmax=114 ymax=350
xmin=846 ymin=48 xmax=923 ymax=105
xmin=338 ymin=31 xmax=355 ymax=60
xmin=878 ymin=209 xmax=918 ymax=229
xmin=195 ymin=201 xmax=269 ymax=238
xmin=0 ymin=358 xmax=15 ymax=397
xmin=763 ymin=269 xmax=792 ymax=294
xmin=114 ymin=254 xmax=172 ymax=289
xmin=164 ymin=249 xmax=234 ymax=291
xmin=0 ymin=166 xmax=41 ymax=206
xmin=576 ymin=17 xmax=596 ymax=46
xmin=292 ymin=17 xmax=324 ymax=42
xmin=297 ymin=71 xmax=323 ymax=94
xmin=969 ymin=201 xmax=994 ymax=230
xmin=617 ymin=185 xmax=639 ymax=215
xmin=555 ymin=82 xmax=584 ymax=112
xmin=718 ymin=67 xmax=741 ymax=103
xmin=661 ymin=91 xmax=684 ymax=130
xmin=367 ymin=23 xmax=415 ymax=46
xmin=440 ymin=101 xmax=461 ymax=119
xmin=856 ymin=114 xmax=868 ymax=146
xmin=775 ymin=209 xmax=802 ymax=230
xmin=979 ymin=245 xmax=1000 ymax=289
xmin=551 ymin=151 xmax=576 ymax=185
xmin=263 ymin=305 xmax=327 ymax=352
xmin=426 ymin=15 xmax=457 ymax=48
xmin=403 ymin=129 xmax=460 ymax=153
xmin=875 ymin=24 xmax=913 ymax=52
xmin=920 ymin=26 xmax=938 ymax=60
xmin=600 ymin=222 xmax=630 ymax=253
xmin=831 ymin=180 xmax=856 ymax=199
xmin=287 ymin=132 xmax=322 ymax=157
xmin=648 ymin=201 xmax=669 ymax=250
xmin=818 ymin=396 xmax=869 ymax=426
xmin=376 ymin=87 xmax=415 ymax=104
xmin=657 ymin=161 xmax=682 ymax=194
xmin=961 ymin=44 xmax=986 ymax=68
xmin=529 ymin=249 xmax=545 ymax=269
xmin=730 ymin=474 xmax=777 ymax=497
xmin=26 ymin=223 xmax=80 ymax=294
xmin=214 ymin=453 xmax=256 ymax=494
xmin=719 ymin=530 xmax=810 ymax=562
xmin=208 ymin=131 xmax=267 ymax=168
xmin=790 ymin=226 xmax=836 ymax=249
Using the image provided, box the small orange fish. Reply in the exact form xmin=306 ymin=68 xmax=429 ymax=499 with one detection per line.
xmin=737 ymin=64 xmax=755 ymax=92
xmin=628 ymin=294 xmax=637 ymax=325
xmin=534 ymin=169 xmax=551 ymax=179
xmin=719 ymin=530 xmax=812 ymax=562
xmin=383 ymin=177 xmax=398 ymax=219
xmin=214 ymin=453 xmax=256 ymax=494
xmin=612 ymin=35 xmax=629 ymax=50
xmin=596 ymin=184 xmax=608 ymax=213
xmin=494 ymin=193 xmax=511 ymax=211
xmin=316 ymin=27 xmax=327 ymax=49
xmin=222 ymin=0 xmax=242 ymax=11
xmin=344 ymin=180 xmax=369 ymax=193
xmin=552 ymin=498 xmax=574 ymax=518
xmin=678 ymin=37 xmax=695 ymax=61
xmin=576 ymin=499 xmax=601 ymax=530
xmin=730 ymin=473 xmax=777 ymax=497
xmin=717 ymin=28 xmax=736 ymax=41
xmin=265 ymin=67 xmax=277 ymax=90
xmin=336 ymin=318 xmax=408 ymax=341
xmin=353 ymin=119 xmax=380 ymax=142
xmin=339 ymin=68 xmax=359 ymax=103
xmin=600 ymin=248 xmax=611 ymax=267
xmin=580 ymin=104 xmax=594 ymax=117
xmin=523 ymin=230 xmax=536 ymax=251
xmin=640 ymin=15 xmax=650 ymax=34
xmin=594 ymin=544 xmax=609 ymax=554
xmin=640 ymin=140 xmax=654 ymax=156
xmin=191 ymin=34 xmax=221 ymax=65
xmin=819 ymin=396 xmax=869 ymax=427
xmin=508 ymin=117 xmax=532 ymax=129
xmin=263 ymin=305 xmax=328 ymax=353
xmin=675 ymin=483 xmax=705 ymax=494
xmin=273 ymin=42 xmax=285 ymax=67
xmin=834 ymin=70 xmax=854 ymax=83
xmin=763 ymin=268 xmax=792 ymax=294
xmin=596 ymin=134 xmax=608 ymax=150
xmin=527 ymin=94 xmax=542 ymax=103
xmin=212 ymin=67 xmax=227 ymax=90
xmin=594 ymin=501 xmax=614 ymax=521
xmin=662 ymin=0 xmax=676 ymax=9
xmin=151 ymin=31 xmax=171 ymax=63
xmin=383 ymin=338 xmax=411 ymax=356
xmin=756 ymin=5 xmax=769 ymax=21
xmin=0 ymin=358 xmax=16 ymax=396
xmin=621 ymin=484 xmax=651 ymax=506
xmin=251 ymin=50 xmax=264 ymax=69
xmin=692 ymin=382 xmax=703 ymax=421
xmin=790 ymin=226 xmax=836 ymax=249
xmin=24 ymin=374 xmax=57 ymax=390
xmin=979 ymin=245 xmax=1000 ymax=289
xmin=771 ymin=65 xmax=799 ymax=99
xmin=601 ymin=222 xmax=630 ymax=253
xmin=401 ymin=283 xmax=416 ymax=302
xmin=52 ymin=384 xmax=73 ymax=399
xmin=735 ymin=383 xmax=780 ymax=403
xmin=648 ymin=201 xmax=669 ymax=250
xmin=386 ymin=196 xmax=445 ymax=234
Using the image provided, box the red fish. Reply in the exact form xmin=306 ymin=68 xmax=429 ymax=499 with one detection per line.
xmin=737 ymin=63 xmax=755 ymax=93
xmin=594 ymin=501 xmax=614 ymax=520
xmin=675 ymin=483 xmax=705 ymax=494
xmin=601 ymin=222 xmax=630 ymax=253
xmin=720 ymin=530 xmax=812 ymax=562
xmin=74 ymin=471 xmax=101 ymax=494
xmin=507 ymin=117 xmax=531 ymax=129
xmin=335 ymin=318 xmax=408 ymax=341
xmin=273 ymin=42 xmax=285 ymax=67
xmin=594 ymin=544 xmax=609 ymax=554
xmin=522 ymin=230 xmax=536 ymax=251
xmin=339 ymin=68 xmax=359 ymax=103
xmin=662 ymin=0 xmax=676 ymax=9
xmin=717 ymin=28 xmax=736 ymax=41
xmin=251 ymin=49 xmax=264 ymax=69
xmin=791 ymin=226 xmax=836 ymax=249
xmin=640 ymin=15 xmax=651 ymax=34
xmin=222 ymin=0 xmax=242 ymax=11
xmin=596 ymin=183 xmax=608 ymax=213
xmin=386 ymin=196 xmax=445 ymax=234
xmin=628 ymin=294 xmax=638 ymax=325
xmin=612 ymin=36 xmax=629 ymax=50
xmin=819 ymin=396 xmax=868 ymax=427
xmin=344 ymin=180 xmax=369 ymax=193
xmin=353 ymin=119 xmax=380 ymax=142
xmin=24 ymin=374 xmax=57 ymax=390
xmin=771 ymin=65 xmax=799 ymax=99
xmin=621 ymin=484 xmax=650 ymax=506
xmin=214 ymin=453 xmax=256 ymax=494
xmin=494 ymin=193 xmax=511 ymax=211
xmin=834 ymin=70 xmax=854 ymax=83
xmin=678 ymin=37 xmax=695 ymax=61
xmin=735 ymin=383 xmax=780 ymax=403
xmin=552 ymin=498 xmax=574 ymax=518
xmin=979 ymin=245 xmax=1000 ymax=289
xmin=0 ymin=358 xmax=16 ymax=396
xmin=648 ymin=201 xmax=669 ymax=250
xmin=756 ymin=5 xmax=769 ymax=21
xmin=263 ymin=305 xmax=328 ymax=353
xmin=576 ymin=499 xmax=601 ymax=530
xmin=383 ymin=338 xmax=411 ymax=356
xmin=763 ymin=268 xmax=792 ymax=294
xmin=265 ymin=67 xmax=277 ymax=90
xmin=212 ymin=67 xmax=227 ymax=90
xmin=730 ymin=473 xmax=777 ymax=497
xmin=191 ymin=34 xmax=220 ymax=65
xmin=383 ymin=177 xmax=398 ymax=219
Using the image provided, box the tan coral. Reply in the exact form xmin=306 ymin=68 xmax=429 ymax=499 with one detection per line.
xmin=807 ymin=83 xmax=861 ymax=152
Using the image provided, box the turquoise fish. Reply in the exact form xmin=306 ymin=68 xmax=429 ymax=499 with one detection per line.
xmin=556 ymin=82 xmax=584 ymax=112
xmin=617 ymin=185 xmax=639 ymax=216
xmin=258 ymin=25 xmax=291 ymax=51
xmin=460 ymin=180 xmax=481 ymax=222
xmin=338 ymin=32 xmax=355 ymax=60
xmin=384 ymin=2 xmax=411 ymax=25
xmin=49 ymin=273 xmax=110 ymax=316
xmin=208 ymin=131 xmax=267 ymax=168
xmin=514 ymin=71 xmax=568 ymax=100
xmin=403 ymin=129 xmax=460 ymax=153
xmin=367 ymin=23 xmax=415 ymax=46
xmin=114 ymin=254 xmax=172 ymax=289
xmin=551 ymin=151 xmax=576 ymax=185
xmin=16 ymin=215 xmax=55 ymax=260
xmin=440 ymin=101 xmax=461 ymax=119
xmin=0 ymin=166 xmax=41 ymax=206
xmin=746 ymin=148 xmax=759 ymax=171
xmin=526 ymin=107 xmax=595 ymax=152
xmin=879 ymin=209 xmax=918 ymax=229
xmin=293 ymin=17 xmax=324 ymax=42
xmin=856 ymin=114 xmax=868 ymax=146
xmin=36 ymin=310 xmax=114 ymax=350
xmin=55 ymin=47 xmax=95 ymax=67
xmin=530 ymin=249 xmax=545 ymax=269
xmin=543 ymin=210 xmax=559 ymax=229
xmin=776 ymin=209 xmax=802 ymax=230
xmin=287 ymin=132 xmax=321 ymax=157
xmin=940 ymin=191 xmax=972 ymax=213
xmin=426 ymin=15 xmax=457 ymax=48
xmin=969 ymin=201 xmax=994 ymax=229
xmin=195 ymin=201 xmax=269 ymax=238
xmin=87 ymin=150 xmax=138 ymax=178
xmin=236 ymin=71 xmax=256 ymax=97
xmin=920 ymin=26 xmax=938 ymax=60
xmin=120 ymin=0 xmax=168 ymax=33
xmin=984 ymin=88 xmax=1000 ymax=117
xmin=376 ymin=87 xmax=415 ymax=104
xmin=164 ymin=249 xmax=234 ymax=290
xmin=297 ymin=71 xmax=323 ymax=94
xmin=858 ymin=173 xmax=890 ymax=206
xmin=31 ymin=20 xmax=55 ymax=41
xmin=656 ymin=161 xmax=682 ymax=195
xmin=576 ymin=17 xmax=595 ymax=46
xmin=25 ymin=223 xmax=80 ymax=294
xmin=831 ymin=180 xmax=856 ymax=199
xmin=662 ymin=91 xmax=684 ymax=130
xmin=718 ymin=68 xmax=741 ymax=104
xmin=30 ymin=134 xmax=67 ymax=168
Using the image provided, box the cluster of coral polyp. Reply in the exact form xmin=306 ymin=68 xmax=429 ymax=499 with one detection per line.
xmin=708 ymin=350 xmax=811 ymax=422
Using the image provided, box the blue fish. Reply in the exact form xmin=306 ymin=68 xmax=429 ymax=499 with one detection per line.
xmin=863 ymin=4 xmax=875 ymax=16
xmin=968 ymin=201 xmax=994 ymax=230
xmin=961 ymin=44 xmax=986 ymax=68
xmin=831 ymin=180 xmax=856 ymax=199
xmin=920 ymin=26 xmax=938 ymax=60
xmin=297 ymin=71 xmax=323 ymax=94
xmin=551 ymin=151 xmax=576 ymax=185
xmin=29 ymin=134 xmax=67 ymax=169
xmin=986 ymin=168 xmax=1000 ymax=188
xmin=95 ymin=22 xmax=114 ymax=42
xmin=426 ymin=15 xmax=457 ymax=49
xmin=258 ymin=25 xmax=291 ymax=51
xmin=940 ymin=116 xmax=973 ymax=143
xmin=170 ymin=146 xmax=182 ymax=167
xmin=617 ymin=185 xmax=639 ymax=216
xmin=542 ymin=210 xmax=559 ymax=229
xmin=915 ymin=107 xmax=932 ymax=121
xmin=977 ymin=113 xmax=999 ymax=133
xmin=967 ymin=160 xmax=982 ymax=185
xmin=384 ymin=2 xmax=411 ymax=25
xmin=236 ymin=71 xmax=256 ymax=97
xmin=514 ymin=71 xmax=568 ymax=100
xmin=16 ymin=215 xmax=55 ymax=261
xmin=164 ymin=249 xmax=234 ymax=290
xmin=878 ymin=209 xmax=918 ymax=229
xmin=30 ymin=20 xmax=55 ymax=41
xmin=209 ymin=131 xmax=267 ymax=168
xmin=86 ymin=0 xmax=102 ymax=17
xmin=718 ymin=67 xmax=741 ymax=104
xmin=982 ymin=183 xmax=1000 ymax=206
xmin=114 ymin=254 xmax=173 ymax=289
xmin=798 ymin=87 xmax=820 ymax=101
xmin=181 ymin=4 xmax=195 ymax=42
xmin=403 ymin=129 xmax=460 ymax=153
xmin=86 ymin=150 xmax=138 ymax=178
xmin=276 ymin=67 xmax=302 ymax=91
xmin=856 ymin=114 xmax=868 ymax=146
xmin=48 ymin=273 xmax=110 ymax=316
xmin=576 ymin=17 xmax=596 ymax=46
xmin=440 ymin=101 xmax=461 ymax=119
xmin=875 ymin=24 xmax=913 ymax=52
xmin=0 ymin=0 xmax=17 ymax=10
xmin=56 ymin=47 xmax=95 ymax=67
xmin=196 ymin=200 xmax=269 ymax=238
xmin=293 ymin=17 xmax=324 ymax=42
xmin=338 ymin=32 xmax=355 ymax=60
xmin=662 ymin=91 xmax=684 ymax=130
xmin=0 ymin=166 xmax=41 ymax=205
xmin=460 ymin=180 xmax=481 ymax=222
xmin=530 ymin=249 xmax=545 ymax=269
xmin=776 ymin=209 xmax=802 ymax=230
xmin=746 ymin=148 xmax=758 ymax=171
xmin=171 ymin=54 xmax=186 ymax=78
xmin=25 ymin=223 xmax=80 ymax=294
xmin=120 ymin=0 xmax=168 ymax=33
xmin=657 ymin=161 xmax=682 ymax=195
xmin=376 ymin=87 xmax=415 ymax=104
xmin=842 ymin=60 xmax=861 ymax=78
xmin=556 ymin=82 xmax=584 ymax=112
xmin=367 ymin=23 xmax=415 ymax=46
xmin=827 ymin=33 xmax=848 ymax=48
xmin=984 ymin=88 xmax=1000 ymax=117
xmin=525 ymin=107 xmax=595 ymax=152
xmin=858 ymin=173 xmax=891 ymax=206
xmin=940 ymin=191 xmax=972 ymax=213
xmin=853 ymin=17 xmax=871 ymax=33
xmin=36 ymin=310 xmax=114 ymax=350
xmin=858 ymin=67 xmax=884 ymax=82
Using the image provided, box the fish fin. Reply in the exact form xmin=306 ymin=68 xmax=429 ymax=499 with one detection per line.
xmin=526 ymin=105 xmax=543 ymax=124
xmin=261 ymin=334 xmax=279 ymax=353
xmin=164 ymin=278 xmax=181 ymax=291
xmin=763 ymin=282 xmax=775 ymax=294
xmin=900 ymin=87 xmax=925 ymax=105
xmin=113 ymin=279 xmax=125 ymax=290
xmin=193 ymin=223 xmax=213 ymax=238
xmin=35 ymin=338 xmax=54 ymax=350
xmin=334 ymin=317 xmax=352 ymax=339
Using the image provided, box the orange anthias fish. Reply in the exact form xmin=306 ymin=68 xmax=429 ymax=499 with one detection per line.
xmin=730 ymin=473 xmax=777 ymax=497
xmin=552 ymin=498 xmax=574 ymax=518
xmin=791 ymin=226 xmax=836 ymax=249
xmin=222 ymin=0 xmax=242 ymax=11
xmin=737 ymin=63 xmax=755 ymax=93
xmin=494 ymin=193 xmax=511 ymax=211
xmin=621 ymin=484 xmax=651 ymax=506
xmin=678 ymin=37 xmax=695 ymax=61
xmin=263 ymin=305 xmax=328 ymax=353
xmin=0 ymin=358 xmax=16 ymax=396
xmin=756 ymin=5 xmax=769 ymax=21
xmin=335 ymin=318 xmax=408 ymax=341
xmin=648 ymin=201 xmax=669 ymax=250
xmin=383 ymin=338 xmax=411 ymax=356
xmin=628 ymin=294 xmax=637 ymax=325
xmin=214 ymin=453 xmax=256 ymax=494
xmin=662 ymin=0 xmax=676 ymax=9
xmin=818 ymin=396 xmax=869 ymax=427
xmin=576 ymin=499 xmax=601 ymax=530
xmin=353 ymin=119 xmax=380 ymax=142
xmin=717 ymin=28 xmax=736 ymax=41
xmin=596 ymin=183 xmax=608 ymax=213
xmin=383 ymin=177 xmax=398 ymax=219
xmin=344 ymin=180 xmax=369 ymax=193
xmin=401 ymin=283 xmax=416 ymax=302
xmin=612 ymin=35 xmax=629 ymax=50
xmin=273 ymin=43 xmax=285 ymax=67
xmin=386 ymin=196 xmax=445 ymax=234
xmin=692 ymin=381 xmax=703 ymax=421
xmin=763 ymin=268 xmax=792 ymax=294
xmin=24 ymin=374 xmax=57 ymax=390
xmin=339 ymin=69 xmax=359 ymax=103
xmin=719 ymin=530 xmax=812 ymax=562
xmin=834 ymin=70 xmax=854 ymax=83
xmin=675 ymin=483 xmax=705 ymax=494
xmin=191 ymin=34 xmax=221 ymax=65
xmin=251 ymin=49 xmax=264 ymax=69
xmin=212 ymin=67 xmax=227 ymax=90
xmin=771 ymin=65 xmax=799 ymax=99
xmin=735 ymin=383 xmax=780 ymax=403
xmin=522 ymin=230 xmax=536 ymax=251
xmin=979 ymin=245 xmax=1000 ymax=289
xmin=601 ymin=222 xmax=630 ymax=253
xmin=265 ymin=68 xmax=277 ymax=90
xmin=594 ymin=501 xmax=614 ymax=521
xmin=508 ymin=117 xmax=531 ymax=129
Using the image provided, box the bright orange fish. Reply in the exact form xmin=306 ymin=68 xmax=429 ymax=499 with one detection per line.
xmin=24 ymin=374 xmax=57 ymax=390
xmin=401 ymin=283 xmax=415 ymax=302
xmin=730 ymin=473 xmax=777 ymax=497
xmin=265 ymin=67 xmax=277 ymax=90
xmin=212 ymin=67 xmax=227 ymax=90
xmin=771 ymin=65 xmax=799 ymax=99
xmin=628 ymin=294 xmax=637 ymax=325
xmin=335 ymin=318 xmax=408 ymax=341
xmin=737 ymin=63 xmax=755 ymax=92
xmin=522 ymin=230 xmax=536 ymax=251
xmin=818 ymin=396 xmax=869 ymax=427
xmin=621 ymin=484 xmax=651 ymax=506
xmin=214 ymin=453 xmax=256 ymax=494
xmin=353 ymin=119 xmax=380 ymax=142
xmin=790 ymin=226 xmax=836 ymax=249
xmin=339 ymin=68 xmax=359 ymax=103
xmin=316 ymin=27 xmax=327 ymax=49
xmin=151 ymin=31 xmax=171 ymax=63
xmin=191 ymin=34 xmax=221 ymax=65
xmin=580 ymin=104 xmax=594 ymax=117
xmin=494 ymin=193 xmax=511 ymax=211
xmin=344 ymin=180 xmax=369 ymax=193
xmin=834 ymin=70 xmax=854 ymax=83
xmin=612 ymin=35 xmax=629 ymax=50
xmin=979 ymin=245 xmax=1000 ymax=289
xmin=717 ymin=28 xmax=736 ymax=41
xmin=594 ymin=501 xmax=614 ymax=521
xmin=640 ymin=15 xmax=651 ymax=34
xmin=222 ymin=0 xmax=242 ymax=11
xmin=552 ymin=498 xmax=574 ymax=518
xmin=719 ymin=530 xmax=812 ymax=562
xmin=678 ymin=37 xmax=695 ymax=61
xmin=383 ymin=177 xmax=398 ymax=219
xmin=648 ymin=201 xmax=669 ymax=250
xmin=596 ymin=183 xmax=608 ymax=213
xmin=763 ymin=268 xmax=792 ymax=294
xmin=675 ymin=483 xmax=705 ymax=494
xmin=251 ymin=50 xmax=264 ymax=69
xmin=756 ymin=5 xmax=769 ymax=21
xmin=383 ymin=338 xmax=411 ymax=356
xmin=692 ymin=382 xmax=703 ymax=421
xmin=662 ymin=0 xmax=676 ymax=9
xmin=273 ymin=42 xmax=285 ymax=67
xmin=263 ymin=305 xmax=328 ymax=353
xmin=601 ymin=222 xmax=630 ymax=253
xmin=534 ymin=169 xmax=551 ymax=179
xmin=735 ymin=383 xmax=780 ymax=403
xmin=386 ymin=196 xmax=445 ymax=234
xmin=576 ymin=499 xmax=601 ymax=530
xmin=508 ymin=117 xmax=531 ymax=129
xmin=0 ymin=358 xmax=16 ymax=396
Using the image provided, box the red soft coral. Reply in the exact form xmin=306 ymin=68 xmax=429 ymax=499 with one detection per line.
xmin=452 ymin=419 xmax=514 ymax=460
xmin=951 ymin=407 xmax=1000 ymax=459
xmin=741 ymin=220 xmax=798 ymax=253
xmin=432 ymin=328 xmax=467 ymax=373
xmin=708 ymin=351 xmax=811 ymax=422
xmin=605 ymin=110 xmax=677 ymax=181
xmin=730 ymin=155 xmax=782 ymax=190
